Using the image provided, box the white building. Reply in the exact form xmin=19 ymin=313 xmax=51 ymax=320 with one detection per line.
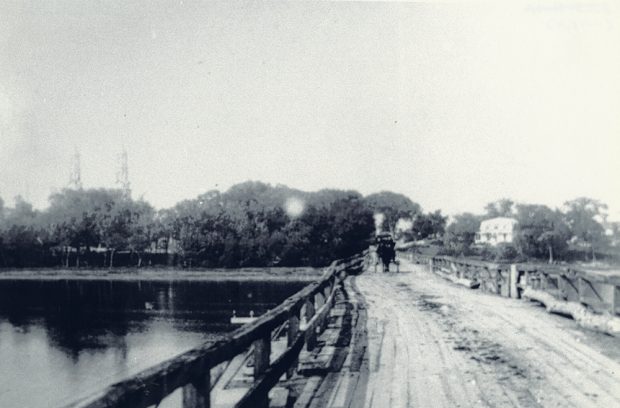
xmin=475 ymin=217 xmax=518 ymax=246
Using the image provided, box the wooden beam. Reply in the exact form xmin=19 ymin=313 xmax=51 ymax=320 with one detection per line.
xmin=510 ymin=264 xmax=519 ymax=299
xmin=287 ymin=314 xmax=300 ymax=379
xmin=235 ymin=333 xmax=305 ymax=408
xmin=182 ymin=371 xmax=211 ymax=408
xmin=305 ymin=298 xmax=317 ymax=351
xmin=252 ymin=334 xmax=271 ymax=408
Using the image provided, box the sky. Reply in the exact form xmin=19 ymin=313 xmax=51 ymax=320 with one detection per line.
xmin=1 ymin=1 xmax=619 ymax=220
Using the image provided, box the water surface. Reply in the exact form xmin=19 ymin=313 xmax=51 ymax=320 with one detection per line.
xmin=0 ymin=275 xmax=308 ymax=407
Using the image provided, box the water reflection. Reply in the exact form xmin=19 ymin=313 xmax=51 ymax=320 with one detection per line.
xmin=0 ymin=277 xmax=307 ymax=408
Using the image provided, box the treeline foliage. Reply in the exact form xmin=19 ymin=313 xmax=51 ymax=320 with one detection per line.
xmin=364 ymin=191 xmax=421 ymax=233
xmin=4 ymin=184 xmax=616 ymax=268
xmin=402 ymin=210 xmax=447 ymax=242
xmin=0 ymin=182 xmax=378 ymax=268
xmin=0 ymin=189 xmax=156 ymax=268
xmin=440 ymin=198 xmax=619 ymax=263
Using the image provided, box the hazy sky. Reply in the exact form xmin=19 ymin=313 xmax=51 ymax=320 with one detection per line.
xmin=1 ymin=1 xmax=619 ymax=219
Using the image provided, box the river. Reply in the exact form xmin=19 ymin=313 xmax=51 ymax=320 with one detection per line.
xmin=0 ymin=273 xmax=310 ymax=408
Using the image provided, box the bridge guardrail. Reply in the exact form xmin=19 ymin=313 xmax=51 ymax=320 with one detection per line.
xmin=420 ymin=254 xmax=620 ymax=336
xmin=68 ymin=251 xmax=368 ymax=408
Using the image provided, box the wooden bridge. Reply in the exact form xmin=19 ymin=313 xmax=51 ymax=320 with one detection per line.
xmin=68 ymin=253 xmax=367 ymax=408
xmin=67 ymin=251 xmax=620 ymax=408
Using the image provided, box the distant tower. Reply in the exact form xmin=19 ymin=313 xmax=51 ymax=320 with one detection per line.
xmin=116 ymin=149 xmax=131 ymax=199
xmin=68 ymin=149 xmax=82 ymax=189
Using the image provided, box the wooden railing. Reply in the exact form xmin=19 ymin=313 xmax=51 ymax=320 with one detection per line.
xmin=428 ymin=256 xmax=513 ymax=296
xmin=514 ymin=263 xmax=620 ymax=314
xmin=68 ymin=252 xmax=367 ymax=408
xmin=422 ymin=254 xmax=620 ymax=336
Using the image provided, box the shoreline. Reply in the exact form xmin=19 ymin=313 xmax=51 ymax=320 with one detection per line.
xmin=0 ymin=267 xmax=323 ymax=282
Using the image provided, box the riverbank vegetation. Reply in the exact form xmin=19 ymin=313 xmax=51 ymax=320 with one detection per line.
xmin=434 ymin=198 xmax=620 ymax=264
xmin=2 ymin=183 xmax=616 ymax=268
xmin=0 ymin=182 xmax=418 ymax=268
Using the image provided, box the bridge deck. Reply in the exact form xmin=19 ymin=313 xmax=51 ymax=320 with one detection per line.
xmin=323 ymin=259 xmax=620 ymax=408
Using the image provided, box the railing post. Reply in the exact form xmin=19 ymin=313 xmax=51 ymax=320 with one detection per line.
xmin=614 ymin=284 xmax=620 ymax=316
xmin=510 ymin=264 xmax=519 ymax=298
xmin=493 ymin=267 xmax=501 ymax=295
xmin=182 ymin=370 xmax=211 ymax=408
xmin=305 ymin=298 xmax=316 ymax=350
xmin=321 ymin=284 xmax=331 ymax=332
xmin=253 ymin=333 xmax=271 ymax=408
xmin=315 ymin=292 xmax=326 ymax=334
xmin=287 ymin=313 xmax=300 ymax=379
xmin=541 ymin=271 xmax=549 ymax=292
xmin=254 ymin=334 xmax=271 ymax=378
xmin=480 ymin=265 xmax=487 ymax=292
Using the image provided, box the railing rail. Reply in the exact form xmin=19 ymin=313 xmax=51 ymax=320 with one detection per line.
xmin=420 ymin=254 xmax=620 ymax=336
xmin=68 ymin=251 xmax=367 ymax=408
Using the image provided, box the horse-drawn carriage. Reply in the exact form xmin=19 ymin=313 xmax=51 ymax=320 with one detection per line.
xmin=374 ymin=233 xmax=399 ymax=272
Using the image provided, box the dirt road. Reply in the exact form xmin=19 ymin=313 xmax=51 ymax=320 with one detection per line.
xmin=351 ymin=259 xmax=620 ymax=408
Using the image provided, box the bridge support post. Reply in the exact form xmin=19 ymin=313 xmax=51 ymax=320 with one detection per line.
xmin=287 ymin=314 xmax=300 ymax=379
xmin=499 ymin=267 xmax=510 ymax=297
xmin=316 ymin=292 xmax=326 ymax=334
xmin=429 ymin=258 xmax=433 ymax=274
xmin=182 ymin=369 xmax=211 ymax=408
xmin=305 ymin=298 xmax=316 ymax=351
xmin=614 ymin=286 xmax=620 ymax=316
xmin=321 ymin=285 xmax=332 ymax=332
xmin=253 ymin=334 xmax=271 ymax=408
xmin=510 ymin=264 xmax=520 ymax=299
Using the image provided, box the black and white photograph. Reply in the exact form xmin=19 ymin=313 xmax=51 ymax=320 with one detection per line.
xmin=1 ymin=1 xmax=619 ymax=407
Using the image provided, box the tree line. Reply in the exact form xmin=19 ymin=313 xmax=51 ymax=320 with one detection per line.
xmin=2 ymin=184 xmax=616 ymax=268
xmin=439 ymin=198 xmax=619 ymax=263
xmin=0 ymin=182 xmax=419 ymax=269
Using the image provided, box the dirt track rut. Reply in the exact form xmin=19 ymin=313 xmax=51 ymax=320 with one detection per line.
xmin=353 ymin=259 xmax=620 ymax=408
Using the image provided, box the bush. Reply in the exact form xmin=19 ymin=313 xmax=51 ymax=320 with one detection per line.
xmin=478 ymin=243 xmax=521 ymax=262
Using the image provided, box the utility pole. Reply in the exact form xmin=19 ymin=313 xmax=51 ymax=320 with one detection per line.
xmin=68 ymin=148 xmax=82 ymax=190
xmin=116 ymin=149 xmax=131 ymax=199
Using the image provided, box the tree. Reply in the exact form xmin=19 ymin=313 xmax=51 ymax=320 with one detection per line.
xmin=609 ymin=222 xmax=620 ymax=247
xmin=126 ymin=200 xmax=155 ymax=267
xmin=0 ymin=196 xmax=4 ymax=265
xmin=409 ymin=215 xmax=433 ymax=241
xmin=364 ymin=192 xmax=421 ymax=234
xmin=44 ymin=188 xmax=156 ymax=267
xmin=0 ymin=196 xmax=51 ymax=267
xmin=46 ymin=189 xmax=112 ymax=266
xmin=484 ymin=198 xmax=515 ymax=218
xmin=409 ymin=210 xmax=447 ymax=241
xmin=0 ymin=182 xmax=380 ymax=268
xmin=514 ymin=204 xmax=570 ymax=262
xmin=328 ymin=195 xmax=375 ymax=259
xmin=96 ymin=193 xmax=157 ymax=268
xmin=0 ymin=196 xmax=5 ymax=225
xmin=443 ymin=213 xmax=481 ymax=255
xmin=8 ymin=195 xmax=38 ymax=225
xmin=563 ymin=197 xmax=608 ymax=261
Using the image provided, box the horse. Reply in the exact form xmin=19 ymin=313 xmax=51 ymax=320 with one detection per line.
xmin=376 ymin=243 xmax=399 ymax=273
